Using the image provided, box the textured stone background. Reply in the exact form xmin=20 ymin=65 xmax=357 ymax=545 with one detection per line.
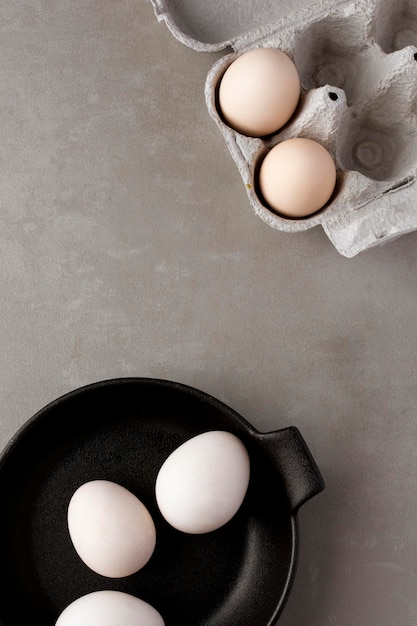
xmin=1 ymin=1 xmax=417 ymax=624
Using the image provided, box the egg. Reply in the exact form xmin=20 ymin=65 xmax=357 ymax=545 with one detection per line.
xmin=155 ymin=430 xmax=250 ymax=534
xmin=67 ymin=480 xmax=156 ymax=578
xmin=218 ymin=47 xmax=300 ymax=137
xmin=258 ymin=137 xmax=337 ymax=217
xmin=55 ymin=590 xmax=164 ymax=626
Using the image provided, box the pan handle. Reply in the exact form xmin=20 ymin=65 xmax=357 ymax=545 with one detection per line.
xmin=258 ymin=426 xmax=325 ymax=513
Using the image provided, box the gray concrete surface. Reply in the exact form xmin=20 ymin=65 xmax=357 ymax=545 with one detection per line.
xmin=0 ymin=1 xmax=416 ymax=624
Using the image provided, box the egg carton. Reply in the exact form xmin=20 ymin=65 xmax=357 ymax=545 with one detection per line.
xmin=150 ymin=0 xmax=417 ymax=257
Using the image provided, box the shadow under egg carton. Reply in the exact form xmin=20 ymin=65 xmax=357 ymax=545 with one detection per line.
xmin=151 ymin=0 xmax=417 ymax=257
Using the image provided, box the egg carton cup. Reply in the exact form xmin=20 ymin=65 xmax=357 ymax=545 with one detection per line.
xmin=151 ymin=0 xmax=417 ymax=257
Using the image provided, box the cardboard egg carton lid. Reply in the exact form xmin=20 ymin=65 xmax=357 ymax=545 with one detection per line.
xmin=150 ymin=0 xmax=417 ymax=257
xmin=150 ymin=0 xmax=320 ymax=51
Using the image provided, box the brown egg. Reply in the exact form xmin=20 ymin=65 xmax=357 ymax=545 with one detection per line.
xmin=258 ymin=138 xmax=337 ymax=218
xmin=218 ymin=48 xmax=300 ymax=137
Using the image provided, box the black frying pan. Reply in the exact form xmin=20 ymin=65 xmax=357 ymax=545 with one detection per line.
xmin=0 ymin=378 xmax=324 ymax=625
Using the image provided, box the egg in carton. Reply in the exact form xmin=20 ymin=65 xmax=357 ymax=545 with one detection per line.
xmin=151 ymin=0 xmax=417 ymax=257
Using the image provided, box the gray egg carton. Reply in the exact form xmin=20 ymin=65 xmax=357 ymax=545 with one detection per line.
xmin=150 ymin=0 xmax=417 ymax=257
